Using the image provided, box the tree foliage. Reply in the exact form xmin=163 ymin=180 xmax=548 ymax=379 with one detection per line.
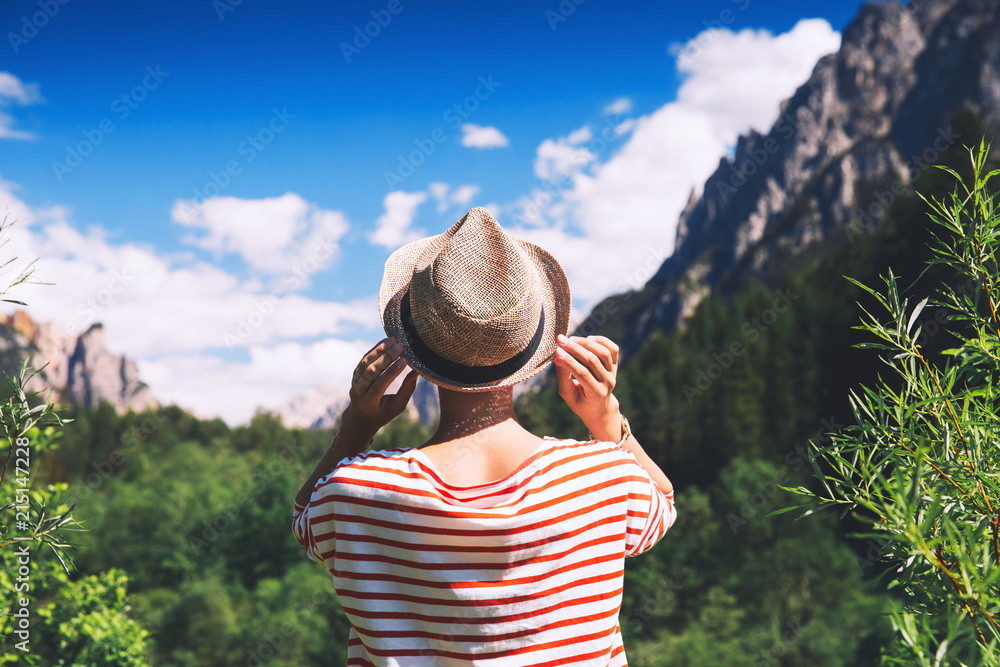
xmin=0 ymin=214 xmax=149 ymax=664
xmin=3 ymin=120 xmax=993 ymax=664
xmin=787 ymin=141 xmax=1000 ymax=664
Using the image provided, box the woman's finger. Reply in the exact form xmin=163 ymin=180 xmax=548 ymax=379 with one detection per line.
xmin=554 ymin=346 xmax=606 ymax=398
xmin=362 ymin=337 xmax=392 ymax=359
xmin=385 ymin=368 xmax=419 ymax=416
xmin=355 ymin=338 xmax=394 ymax=377
xmin=558 ymin=336 xmax=614 ymax=387
xmin=575 ymin=337 xmax=616 ymax=374
xmin=587 ymin=335 xmax=620 ymax=367
xmin=353 ymin=339 xmax=401 ymax=398
xmin=361 ymin=341 xmax=401 ymax=380
xmin=369 ymin=354 xmax=409 ymax=399
xmin=553 ymin=350 xmax=584 ymax=402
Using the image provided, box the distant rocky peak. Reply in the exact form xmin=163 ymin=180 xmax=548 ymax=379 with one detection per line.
xmin=611 ymin=0 xmax=1000 ymax=357
xmin=0 ymin=310 xmax=157 ymax=414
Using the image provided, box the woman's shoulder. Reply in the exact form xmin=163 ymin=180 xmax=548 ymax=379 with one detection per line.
xmin=540 ymin=437 xmax=651 ymax=469
xmin=530 ymin=437 xmax=637 ymax=468
xmin=321 ymin=447 xmax=416 ymax=482
xmin=540 ymin=435 xmax=626 ymax=452
xmin=330 ymin=438 xmax=631 ymax=479
xmin=337 ymin=446 xmax=415 ymax=468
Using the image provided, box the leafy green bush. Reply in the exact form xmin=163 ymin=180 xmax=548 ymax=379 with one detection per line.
xmin=0 ymin=215 xmax=150 ymax=665
xmin=33 ymin=568 xmax=150 ymax=667
xmin=786 ymin=140 xmax=1000 ymax=664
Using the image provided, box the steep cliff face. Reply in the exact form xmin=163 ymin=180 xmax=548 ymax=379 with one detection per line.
xmin=65 ymin=323 xmax=158 ymax=413
xmin=0 ymin=311 xmax=158 ymax=413
xmin=616 ymin=0 xmax=999 ymax=356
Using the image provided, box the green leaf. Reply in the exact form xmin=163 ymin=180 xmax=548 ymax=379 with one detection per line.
xmin=908 ymin=297 xmax=929 ymax=338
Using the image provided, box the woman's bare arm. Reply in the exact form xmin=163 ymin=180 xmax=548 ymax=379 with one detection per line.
xmin=553 ymin=334 xmax=673 ymax=496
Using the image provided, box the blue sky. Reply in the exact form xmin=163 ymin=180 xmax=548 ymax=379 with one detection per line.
xmin=0 ymin=0 xmax=864 ymax=423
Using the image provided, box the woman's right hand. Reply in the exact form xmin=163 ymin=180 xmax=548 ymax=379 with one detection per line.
xmin=553 ymin=334 xmax=624 ymax=442
xmin=341 ymin=336 xmax=418 ymax=446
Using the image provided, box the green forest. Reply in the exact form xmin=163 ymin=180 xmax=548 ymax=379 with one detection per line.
xmin=1 ymin=113 xmax=997 ymax=665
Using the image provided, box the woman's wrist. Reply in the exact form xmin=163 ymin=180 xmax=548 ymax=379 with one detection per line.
xmin=587 ymin=409 xmax=625 ymax=443
xmin=339 ymin=405 xmax=377 ymax=451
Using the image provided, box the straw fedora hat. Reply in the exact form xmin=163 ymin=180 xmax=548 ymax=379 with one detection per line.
xmin=379 ymin=207 xmax=571 ymax=391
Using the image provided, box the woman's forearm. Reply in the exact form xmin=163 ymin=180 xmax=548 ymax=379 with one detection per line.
xmin=294 ymin=417 xmax=375 ymax=507
xmin=621 ymin=433 xmax=673 ymax=496
xmin=587 ymin=410 xmax=673 ymax=496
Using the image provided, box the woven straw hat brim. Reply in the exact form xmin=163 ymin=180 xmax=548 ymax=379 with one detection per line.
xmin=379 ymin=229 xmax=571 ymax=392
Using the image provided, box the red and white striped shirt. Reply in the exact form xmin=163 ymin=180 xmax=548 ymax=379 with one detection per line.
xmin=292 ymin=436 xmax=675 ymax=666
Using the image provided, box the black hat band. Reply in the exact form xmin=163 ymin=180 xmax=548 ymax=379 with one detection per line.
xmin=400 ymin=288 xmax=546 ymax=385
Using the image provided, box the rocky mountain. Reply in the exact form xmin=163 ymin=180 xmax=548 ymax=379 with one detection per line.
xmin=601 ymin=0 xmax=1000 ymax=359
xmin=271 ymin=374 xmax=440 ymax=430
xmin=271 ymin=384 xmax=351 ymax=430
xmin=408 ymin=376 xmax=440 ymax=428
xmin=150 ymin=0 xmax=1000 ymax=430
xmin=0 ymin=310 xmax=158 ymax=413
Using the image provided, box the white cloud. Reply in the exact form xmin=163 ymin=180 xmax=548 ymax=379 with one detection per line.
xmin=603 ymin=97 xmax=632 ymax=115
xmin=139 ymin=337 xmax=371 ymax=424
xmin=460 ymin=123 xmax=510 ymax=149
xmin=509 ymin=18 xmax=841 ymax=311
xmin=566 ymin=125 xmax=592 ymax=145
xmin=0 ymin=73 xmax=42 ymax=105
xmin=533 ymin=134 xmax=597 ymax=181
xmin=369 ymin=190 xmax=427 ymax=249
xmin=171 ymin=193 xmax=349 ymax=279
xmin=450 ymin=184 xmax=481 ymax=208
xmin=614 ymin=118 xmax=636 ymax=136
xmin=428 ymin=182 xmax=482 ymax=213
xmin=428 ymin=182 xmax=449 ymax=209
xmin=673 ymin=18 xmax=840 ymax=141
xmin=479 ymin=202 xmax=501 ymax=219
xmin=0 ymin=72 xmax=43 ymax=140
xmin=0 ymin=180 xmax=382 ymax=425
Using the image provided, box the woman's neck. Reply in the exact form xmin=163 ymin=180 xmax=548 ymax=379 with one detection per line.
xmin=425 ymin=386 xmax=519 ymax=445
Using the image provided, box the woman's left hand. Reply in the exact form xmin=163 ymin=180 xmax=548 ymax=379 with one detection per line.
xmin=340 ymin=336 xmax=419 ymax=444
